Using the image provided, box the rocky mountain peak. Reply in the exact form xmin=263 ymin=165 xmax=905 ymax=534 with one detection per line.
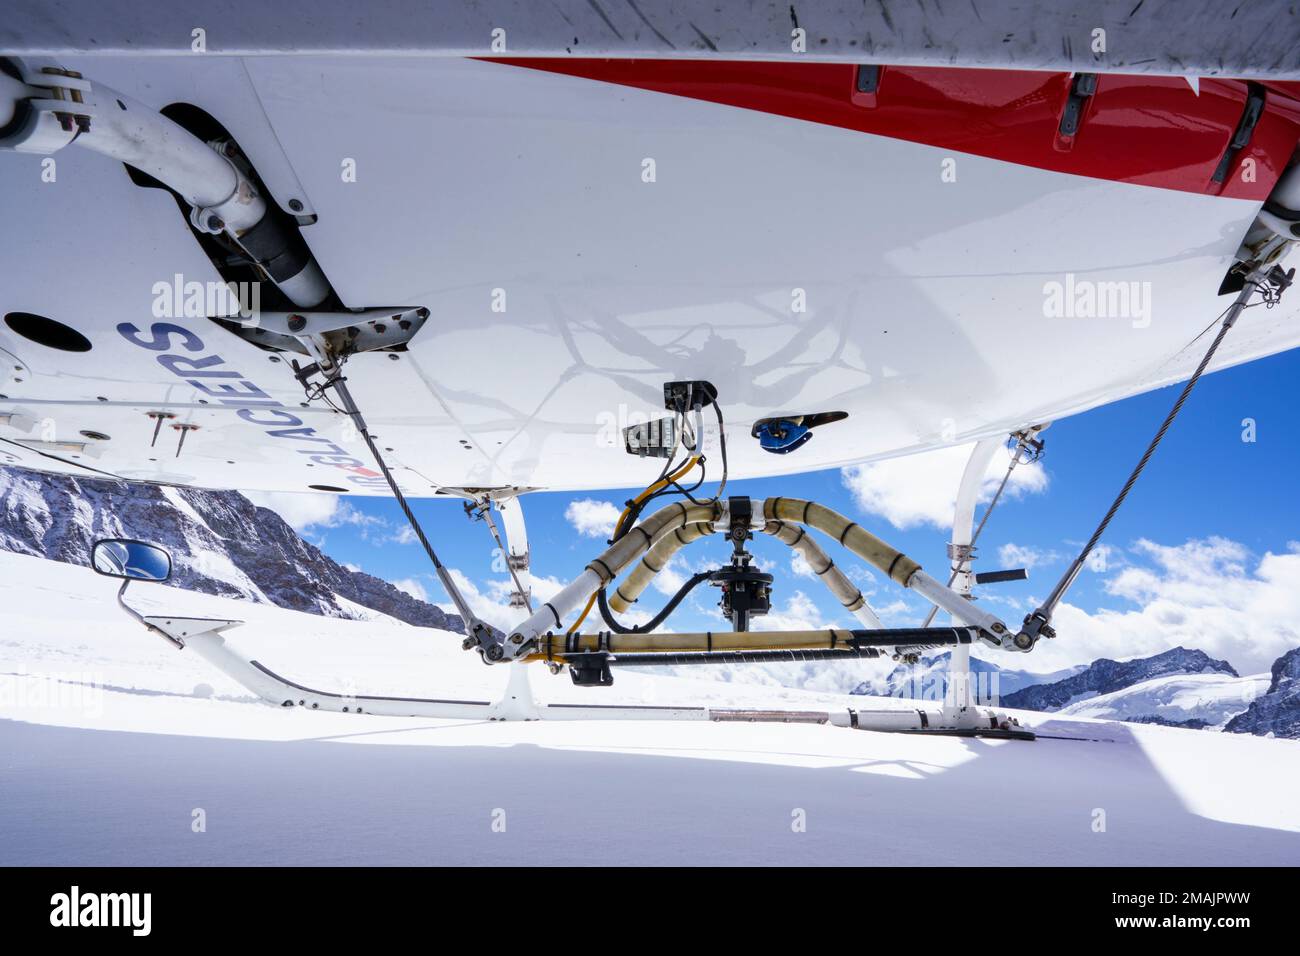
xmin=0 ymin=465 xmax=463 ymax=633
xmin=1225 ymin=646 xmax=1300 ymax=738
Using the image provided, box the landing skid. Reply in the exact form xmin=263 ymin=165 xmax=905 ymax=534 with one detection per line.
xmin=143 ymin=615 xmax=1032 ymax=737
xmin=118 ymin=428 xmax=1045 ymax=742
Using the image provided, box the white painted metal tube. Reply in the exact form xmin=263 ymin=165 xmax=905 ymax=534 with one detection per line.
xmin=73 ymin=84 xmax=267 ymax=232
xmin=847 ymin=706 xmax=1019 ymax=733
xmin=851 ymin=605 xmax=883 ymax=628
xmin=495 ymin=495 xmax=532 ymax=599
xmin=511 ymin=567 xmax=603 ymax=646
xmin=0 ymin=64 xmax=333 ymax=308
xmin=143 ymin=617 xmax=832 ymax=724
xmin=951 ymin=438 xmax=1001 ymax=576
xmin=181 ymin=628 xmax=494 ymax=719
xmin=906 ymin=569 xmax=1009 ymax=640
xmin=141 ymin=617 xmax=1016 ymax=729
xmin=945 ymin=436 xmax=1001 ymax=712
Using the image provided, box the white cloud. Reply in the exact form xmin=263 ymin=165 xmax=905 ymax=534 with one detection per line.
xmin=246 ymin=492 xmax=403 ymax=546
xmin=392 ymin=577 xmax=428 ymax=602
xmin=752 ymin=591 xmax=841 ymax=632
xmin=871 ymin=598 xmax=920 ymax=621
xmin=1023 ymin=537 xmax=1300 ymax=675
xmin=1084 ymin=543 xmax=1117 ymax=573
xmin=649 ymin=555 xmax=692 ymax=597
xmin=438 ymin=568 xmax=572 ymax=633
xmin=998 ymin=542 xmax=1058 ymax=571
xmin=841 ymin=443 xmax=1048 ymax=531
xmin=843 ymin=563 xmax=880 ymax=593
xmin=484 ymin=571 xmax=567 ymax=608
xmin=245 ymin=490 xmax=343 ymax=531
xmin=334 ymin=503 xmax=391 ymax=537
xmin=790 ymin=550 xmax=816 ymax=579
xmin=565 ymin=499 xmax=622 ymax=538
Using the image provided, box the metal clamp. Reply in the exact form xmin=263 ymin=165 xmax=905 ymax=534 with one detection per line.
xmin=0 ymin=64 xmax=94 ymax=153
xmin=946 ymin=542 xmax=977 ymax=564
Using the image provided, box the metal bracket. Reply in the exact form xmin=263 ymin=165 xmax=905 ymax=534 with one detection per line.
xmin=0 ymin=63 xmax=93 ymax=153
xmin=946 ymin=542 xmax=977 ymax=564
xmin=217 ymin=306 xmax=428 ymax=357
xmin=1212 ymin=83 xmax=1266 ymax=184
xmin=1058 ymin=72 xmax=1097 ymax=140
xmin=568 ymin=653 xmax=615 ymax=687
xmin=852 ymin=64 xmax=883 ymax=107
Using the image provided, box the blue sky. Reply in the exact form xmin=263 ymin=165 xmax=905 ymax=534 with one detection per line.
xmin=265 ymin=347 xmax=1300 ymax=675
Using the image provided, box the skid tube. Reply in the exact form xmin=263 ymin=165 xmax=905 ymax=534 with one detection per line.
xmin=143 ymin=617 xmax=1031 ymax=738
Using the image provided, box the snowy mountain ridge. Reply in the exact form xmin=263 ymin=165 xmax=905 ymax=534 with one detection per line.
xmin=0 ymin=465 xmax=463 ymax=633
xmin=1000 ymin=647 xmax=1238 ymax=711
xmin=857 ymin=645 xmax=1300 ymax=738
xmin=1057 ymin=671 xmax=1271 ymax=730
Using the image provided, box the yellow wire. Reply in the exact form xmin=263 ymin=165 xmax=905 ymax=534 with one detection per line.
xmin=566 ymin=591 xmax=598 ymax=636
xmin=615 ymin=455 xmax=700 ymax=530
xmin=565 ymin=455 xmax=701 ymax=635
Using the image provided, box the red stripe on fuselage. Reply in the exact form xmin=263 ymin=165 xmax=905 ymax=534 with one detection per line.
xmin=485 ymin=59 xmax=1300 ymax=200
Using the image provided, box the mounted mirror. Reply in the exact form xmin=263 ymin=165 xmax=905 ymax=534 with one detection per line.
xmin=91 ymin=538 xmax=172 ymax=582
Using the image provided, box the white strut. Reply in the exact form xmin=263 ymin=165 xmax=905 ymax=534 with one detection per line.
xmin=942 ymin=437 xmax=1002 ymax=725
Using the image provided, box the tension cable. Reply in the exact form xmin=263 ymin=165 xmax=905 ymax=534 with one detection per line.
xmin=300 ymin=364 xmax=496 ymax=652
xmin=1016 ymin=263 xmax=1292 ymax=647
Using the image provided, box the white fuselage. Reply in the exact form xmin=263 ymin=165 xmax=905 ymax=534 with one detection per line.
xmin=2 ymin=56 xmax=1299 ymax=495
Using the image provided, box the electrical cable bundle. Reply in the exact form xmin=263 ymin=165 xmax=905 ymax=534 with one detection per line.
xmin=570 ymin=392 xmax=730 ymax=635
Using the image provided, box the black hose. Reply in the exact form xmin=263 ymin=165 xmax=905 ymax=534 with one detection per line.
xmin=607 ymin=649 xmax=885 ymax=665
xmin=597 ymin=570 xmax=716 ymax=634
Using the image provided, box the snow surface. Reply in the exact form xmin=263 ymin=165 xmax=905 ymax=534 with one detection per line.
xmin=1 ymin=550 xmax=1298 ymax=866
xmin=1059 ymin=672 xmax=1272 ymax=729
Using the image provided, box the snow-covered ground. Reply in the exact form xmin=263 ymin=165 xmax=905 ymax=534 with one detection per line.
xmin=1 ymin=550 xmax=1298 ymax=865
